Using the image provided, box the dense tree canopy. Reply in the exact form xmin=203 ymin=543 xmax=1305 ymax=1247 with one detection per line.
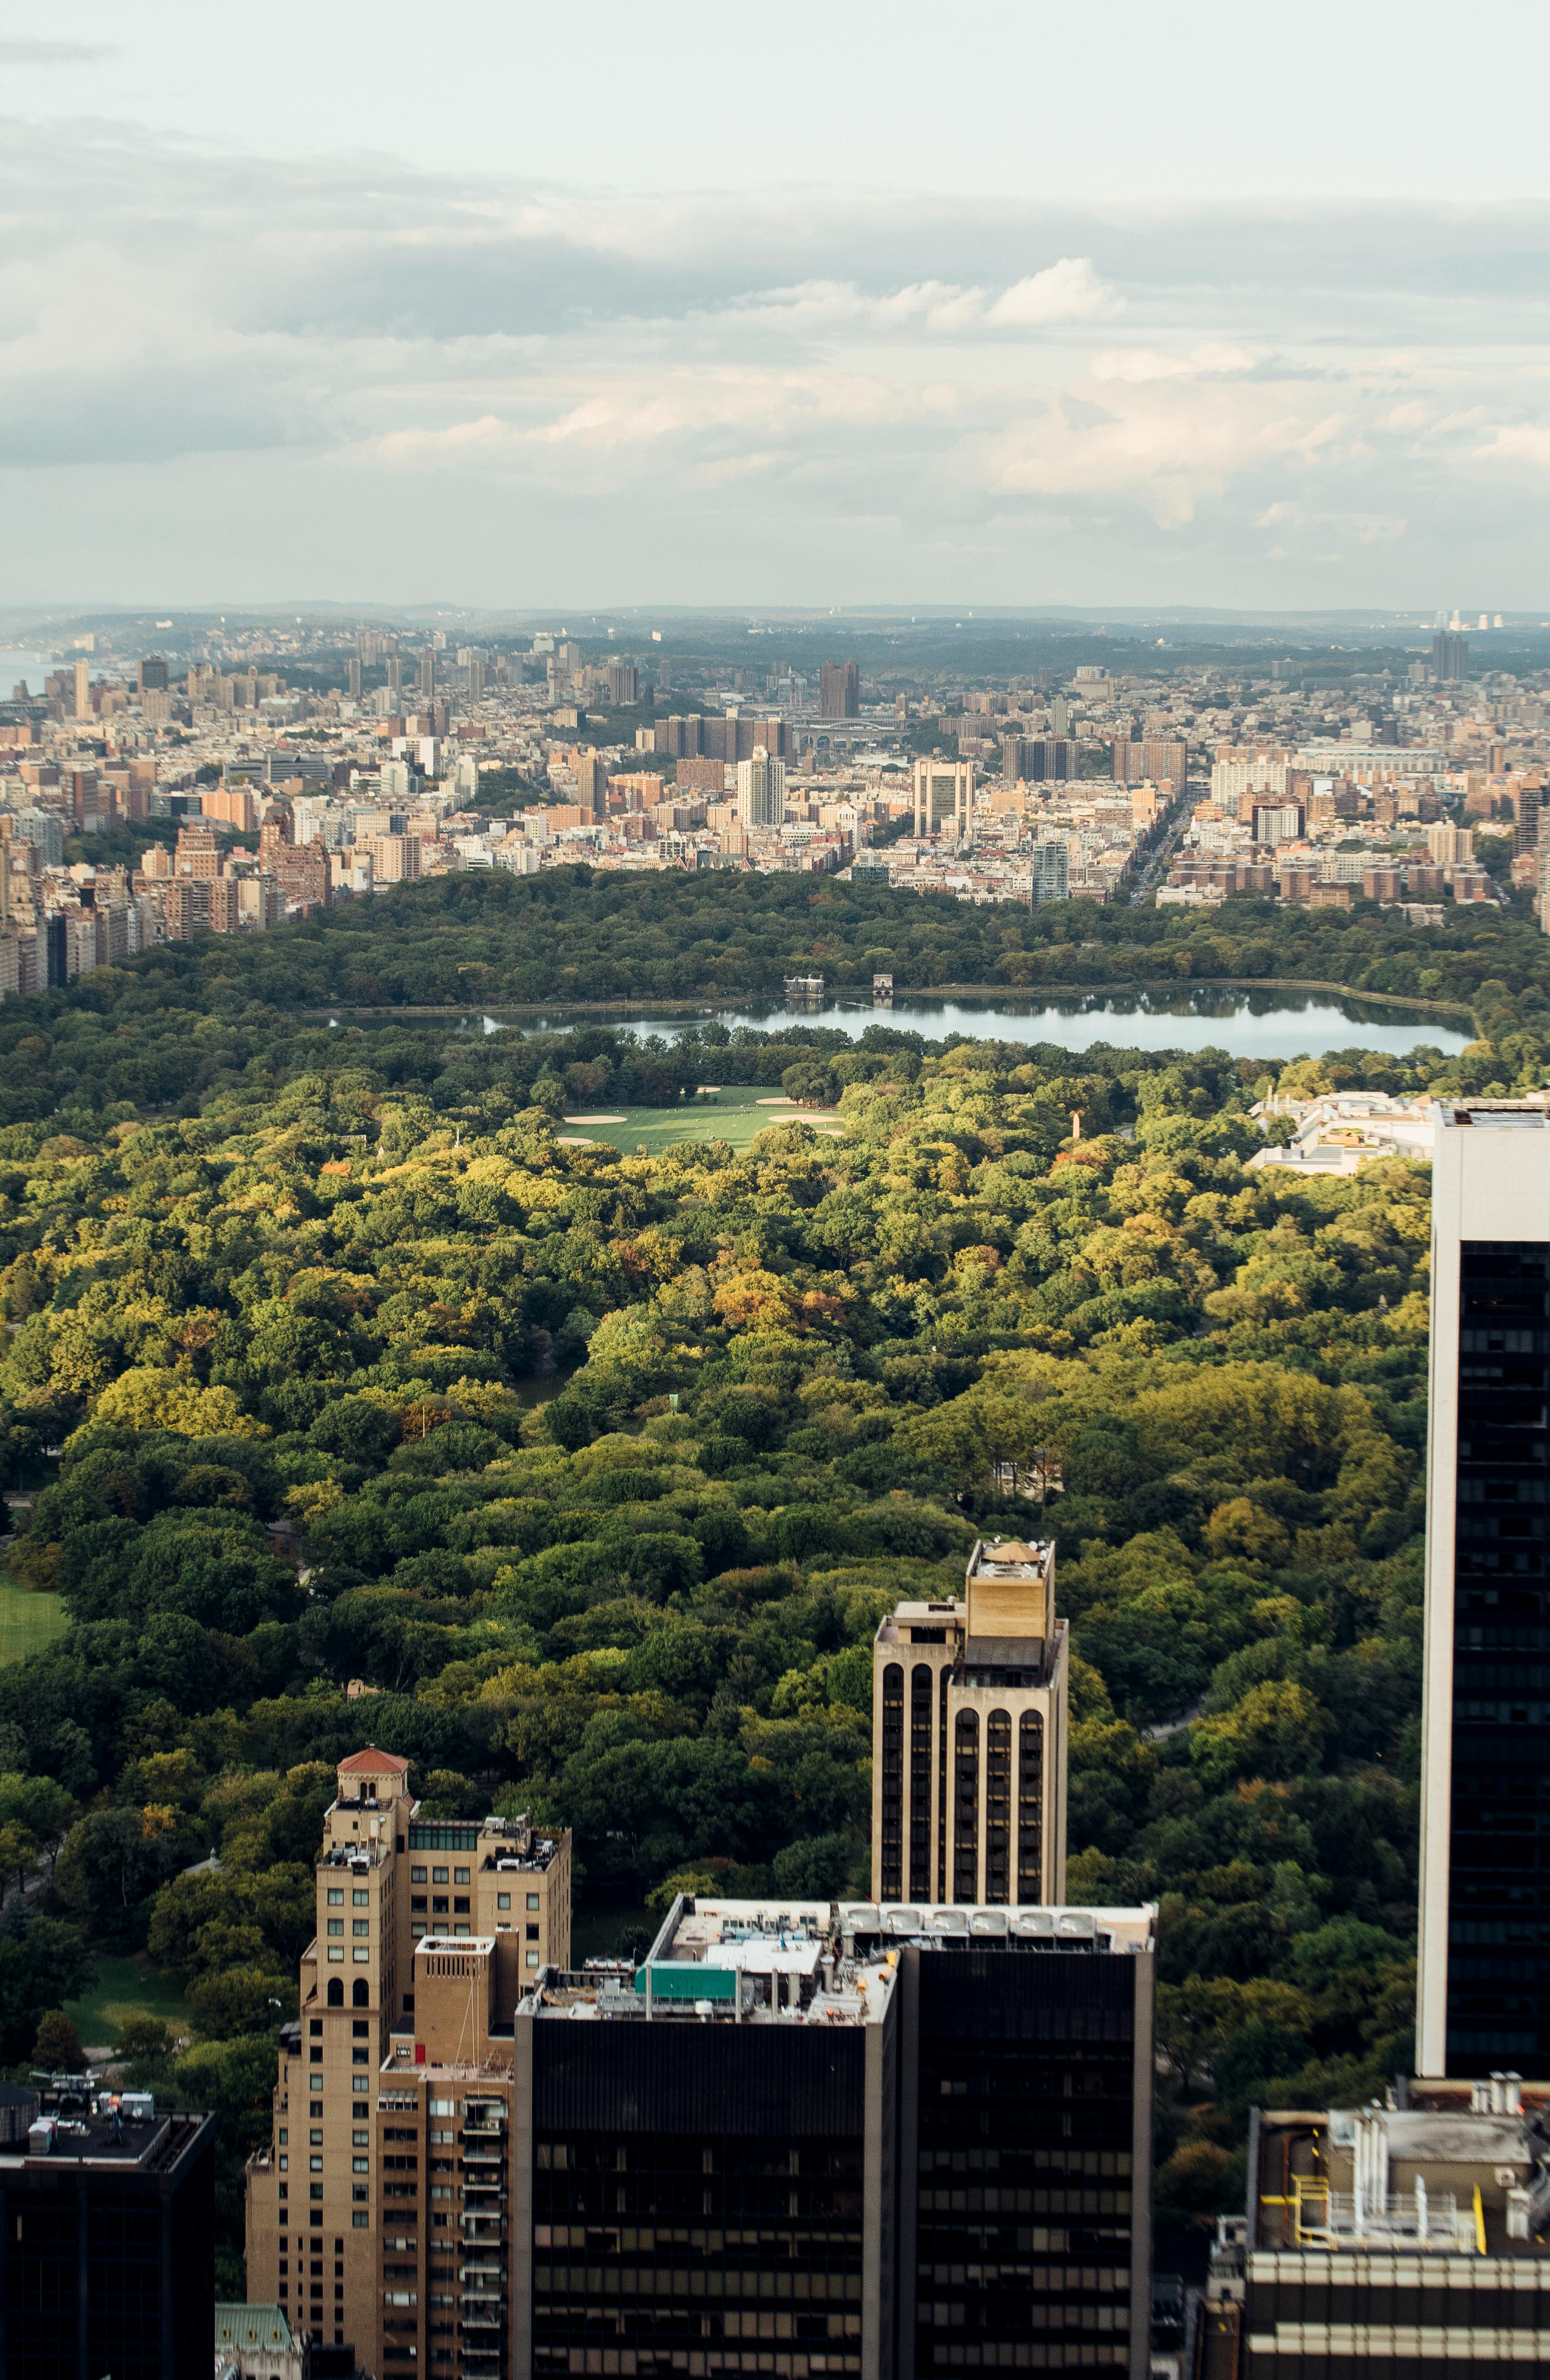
xmin=0 ymin=872 xmax=1535 ymax=2276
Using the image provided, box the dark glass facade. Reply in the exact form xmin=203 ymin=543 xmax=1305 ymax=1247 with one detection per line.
xmin=0 ymin=2114 xmax=216 ymax=2380
xmin=909 ymin=1669 xmax=935 ymax=1902
xmin=1448 ymin=1240 xmax=1550 ymax=2073
xmin=1016 ymin=1716 xmax=1044 ymax=1906
xmin=881 ymin=1667 xmax=905 ymax=1903
xmin=529 ymin=2023 xmax=884 ymax=2380
xmin=908 ymin=1949 xmax=1147 ymax=2379
xmin=952 ymin=1716 xmax=979 ymax=1902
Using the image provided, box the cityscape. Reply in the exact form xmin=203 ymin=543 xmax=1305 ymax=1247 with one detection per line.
xmin=7 ymin=5 xmax=1550 ymax=2380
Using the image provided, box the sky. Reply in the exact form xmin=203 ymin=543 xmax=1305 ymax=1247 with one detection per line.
xmin=5 ymin=0 xmax=1550 ymax=613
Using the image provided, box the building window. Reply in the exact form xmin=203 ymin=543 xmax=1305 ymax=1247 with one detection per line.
xmin=411 ymin=1866 xmax=427 ymax=1884
xmin=453 ymin=1923 xmax=471 ymax=1937
xmin=353 ymin=1889 xmax=369 ymax=1907
xmin=454 ymin=1868 xmax=470 ymax=1885
xmin=909 ymin=1665 xmax=935 ymax=1901
xmin=880 ymin=1662 xmax=905 ymax=1900
xmin=953 ymin=1710 xmax=980 ymax=1902
xmin=938 ymin=1665 xmax=951 ymax=1901
xmin=526 ymin=1950 xmax=540 ymax=1968
xmin=432 ymin=1868 xmax=448 ymax=1885
xmin=1017 ymin=1710 xmax=1044 ymax=1904
xmin=327 ymin=1919 xmax=343 ymax=1936
xmin=497 ymin=1893 xmax=511 ymax=1910
xmin=353 ymin=1919 xmax=371 ymax=1936
xmin=327 ymin=1888 xmax=344 ymax=1907
xmin=353 ymin=1946 xmax=370 ymax=1962
xmin=526 ymin=1893 xmax=540 ymax=1911
xmin=411 ymin=1921 xmax=426 ymax=1939
xmin=984 ymin=1710 xmax=1012 ymax=1904
xmin=327 ymin=1948 xmax=344 ymax=1964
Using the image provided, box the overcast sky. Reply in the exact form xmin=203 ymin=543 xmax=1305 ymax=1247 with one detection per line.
xmin=5 ymin=0 xmax=1550 ymax=613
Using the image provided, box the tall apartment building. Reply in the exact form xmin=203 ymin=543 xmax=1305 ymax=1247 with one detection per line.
xmin=1112 ymin=738 xmax=1187 ymax=790
xmin=0 ymin=2085 xmax=217 ymax=2377
xmin=820 ymin=660 xmax=860 ymax=718
xmin=736 ymin=745 xmax=786 ymax=829
xmin=574 ymin=751 xmax=610 ymax=811
xmin=872 ymin=1538 xmax=1069 ymax=1909
xmin=1433 ymin=629 xmax=1469 ymax=682
xmin=1418 ymin=1100 xmax=1550 ymax=2077
xmin=420 ymin=651 xmax=437 ymax=700
xmin=137 ymin=653 xmax=170 ymax=695
xmin=912 ymin=759 xmax=974 ymax=840
xmin=606 ymin=662 xmax=639 ymax=706
xmin=246 ymin=1750 xmax=571 ymax=2367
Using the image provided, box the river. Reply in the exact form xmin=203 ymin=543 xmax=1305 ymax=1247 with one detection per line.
xmin=503 ymin=987 xmax=1473 ymax=1061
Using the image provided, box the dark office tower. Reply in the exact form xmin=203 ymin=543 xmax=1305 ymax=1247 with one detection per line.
xmin=518 ymin=1900 xmax=897 ymax=2380
xmin=136 ymin=654 xmax=169 ymax=694
xmin=1432 ymin=630 xmax=1469 ymax=682
xmin=1418 ymin=1100 xmax=1550 ymax=2077
xmin=347 ymin=656 xmax=362 ymax=701
xmin=419 ymin=650 xmax=436 ymax=699
xmin=903 ymin=1908 xmax=1154 ymax=2380
xmin=0 ymin=2086 xmax=217 ymax=2378
xmin=820 ymin=660 xmax=860 ymax=718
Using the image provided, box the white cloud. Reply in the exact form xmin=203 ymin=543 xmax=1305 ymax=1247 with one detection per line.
xmin=984 ymin=257 xmax=1120 ymax=326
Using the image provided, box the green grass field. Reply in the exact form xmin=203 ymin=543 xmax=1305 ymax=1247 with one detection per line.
xmin=0 ymin=1577 xmax=67 ymax=1664
xmin=559 ymin=1090 xmax=846 ymax=1159
xmin=65 ymin=1954 xmax=194 ymax=2053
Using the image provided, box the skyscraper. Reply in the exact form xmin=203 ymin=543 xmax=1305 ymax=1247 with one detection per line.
xmin=736 ymin=744 xmax=785 ymax=828
xmin=136 ymin=654 xmax=169 ymax=695
xmin=347 ymin=656 xmax=362 ymax=701
xmin=386 ymin=655 xmax=402 ymax=699
xmin=73 ymin=656 xmax=90 ymax=719
xmin=419 ymin=650 xmax=436 ymax=699
xmin=872 ymin=1537 xmax=1068 ymax=1908
xmin=245 ymin=1751 xmax=571 ymax=2364
xmin=820 ymin=660 xmax=860 ymax=718
xmin=1417 ymin=1099 xmax=1550 ymax=2076
xmin=911 ymin=759 xmax=974 ymax=839
xmin=1432 ymin=630 xmax=1469 ymax=683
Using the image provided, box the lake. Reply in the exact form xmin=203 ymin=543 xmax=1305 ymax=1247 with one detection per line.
xmin=506 ymin=987 xmax=1473 ymax=1061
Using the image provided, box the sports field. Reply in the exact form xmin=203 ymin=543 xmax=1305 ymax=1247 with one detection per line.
xmin=558 ymin=1090 xmax=846 ymax=1158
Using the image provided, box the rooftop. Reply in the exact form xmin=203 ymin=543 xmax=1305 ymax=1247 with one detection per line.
xmin=1252 ymin=2088 xmax=1550 ymax=2261
xmin=337 ymin=1747 xmax=410 ymax=1775
xmin=1439 ymin=1100 xmax=1550 ymax=1130
xmin=5 ymin=2102 xmax=211 ymax=2175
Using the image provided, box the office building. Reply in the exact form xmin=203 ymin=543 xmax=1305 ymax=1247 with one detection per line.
xmin=872 ymin=1537 xmax=1068 ymax=1909
xmin=1206 ymin=2076 xmax=1550 ymax=2377
xmin=419 ymin=651 xmax=436 ymax=699
xmin=820 ymin=660 xmax=860 ymax=718
xmin=1418 ymin=1100 xmax=1550 ymax=2077
xmin=1432 ymin=630 xmax=1469 ymax=683
xmin=136 ymin=654 xmax=170 ymax=695
xmin=912 ymin=759 xmax=974 ymax=840
xmin=0 ymin=2079 xmax=217 ymax=2377
xmin=736 ymin=744 xmax=786 ymax=829
xmin=246 ymin=1750 xmax=571 ymax=2366
xmin=72 ymin=656 xmax=90 ymax=720
xmin=347 ymin=657 xmax=362 ymax=701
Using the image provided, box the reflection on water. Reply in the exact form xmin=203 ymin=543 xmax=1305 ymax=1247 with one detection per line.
xmin=509 ymin=987 xmax=1472 ymax=1062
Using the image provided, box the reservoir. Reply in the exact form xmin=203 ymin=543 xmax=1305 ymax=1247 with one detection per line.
xmin=512 ymin=986 xmax=1474 ymax=1061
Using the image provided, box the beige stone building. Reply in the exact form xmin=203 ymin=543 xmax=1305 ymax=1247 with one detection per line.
xmin=245 ymin=1748 xmax=570 ymax=2369
xmin=870 ymin=1537 xmax=1068 ymax=1908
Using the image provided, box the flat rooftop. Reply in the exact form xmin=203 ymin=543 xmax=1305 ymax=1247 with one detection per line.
xmin=1438 ymin=1099 xmax=1550 ymax=1130
xmin=1254 ymin=2097 xmax=1550 ymax=2260
xmin=3 ymin=2107 xmax=211 ymax=2175
xmin=965 ymin=1537 xmax=1054 ymax=1586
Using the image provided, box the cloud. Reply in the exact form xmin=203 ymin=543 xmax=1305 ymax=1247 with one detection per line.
xmin=0 ymin=39 xmax=114 ymax=66
xmin=984 ymin=257 xmax=1121 ymax=326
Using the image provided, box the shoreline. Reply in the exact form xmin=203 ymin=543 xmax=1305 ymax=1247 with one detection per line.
xmin=296 ymin=976 xmax=1479 ymax=1027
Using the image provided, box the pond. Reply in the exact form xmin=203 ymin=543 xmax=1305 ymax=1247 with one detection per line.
xmin=505 ymin=987 xmax=1473 ymax=1062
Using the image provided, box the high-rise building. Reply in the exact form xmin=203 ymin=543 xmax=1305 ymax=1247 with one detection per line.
xmin=1433 ymin=630 xmax=1469 ymax=683
xmin=1418 ymin=1100 xmax=1550 ymax=2077
xmin=574 ymin=751 xmax=611 ymax=812
xmin=245 ymin=1752 xmax=571 ymax=2366
xmin=73 ymin=656 xmax=90 ymax=719
xmin=912 ymin=759 xmax=974 ymax=839
xmin=1 ymin=2082 xmax=217 ymax=2376
xmin=606 ymin=662 xmax=639 ymax=706
xmin=820 ymin=660 xmax=860 ymax=718
xmin=251 ymin=1750 xmax=1151 ymax=2380
xmin=1030 ymin=839 xmax=1069 ymax=906
xmin=735 ymin=745 xmax=785 ymax=828
xmin=347 ymin=657 xmax=362 ymax=701
xmin=1427 ymin=822 xmax=1474 ymax=866
xmin=137 ymin=654 xmax=170 ymax=695
xmin=872 ymin=1537 xmax=1068 ymax=1908
xmin=419 ymin=651 xmax=436 ymax=699
xmin=386 ymin=656 xmax=402 ymax=699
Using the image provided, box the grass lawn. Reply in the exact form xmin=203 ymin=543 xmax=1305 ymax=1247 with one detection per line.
xmin=0 ymin=1576 xmax=67 ymax=1664
xmin=559 ymin=1090 xmax=846 ymax=1159
xmin=66 ymin=1953 xmax=194 ymax=2053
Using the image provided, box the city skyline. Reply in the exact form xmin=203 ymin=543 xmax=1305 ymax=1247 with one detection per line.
xmin=5 ymin=5 xmax=1550 ymax=608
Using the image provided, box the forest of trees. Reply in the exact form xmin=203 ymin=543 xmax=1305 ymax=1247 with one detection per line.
xmin=0 ymin=869 xmax=1539 ymax=2286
